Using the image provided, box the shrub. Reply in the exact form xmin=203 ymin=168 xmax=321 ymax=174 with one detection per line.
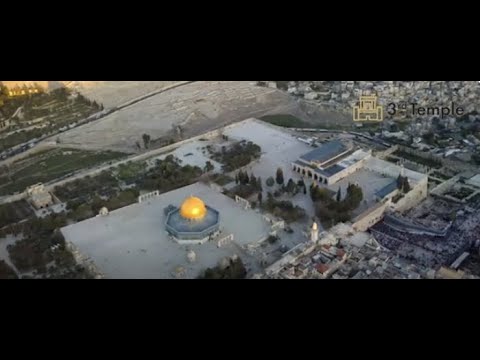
xmin=266 ymin=177 xmax=275 ymax=187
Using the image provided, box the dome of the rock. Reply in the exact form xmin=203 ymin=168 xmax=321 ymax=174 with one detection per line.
xmin=180 ymin=196 xmax=207 ymax=220
xmin=165 ymin=196 xmax=220 ymax=244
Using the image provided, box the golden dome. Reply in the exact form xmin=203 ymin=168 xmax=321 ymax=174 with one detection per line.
xmin=180 ymin=196 xmax=207 ymax=220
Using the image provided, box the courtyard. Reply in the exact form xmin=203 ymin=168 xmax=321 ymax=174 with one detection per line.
xmin=146 ymin=139 xmax=223 ymax=172
xmin=61 ymin=182 xmax=272 ymax=279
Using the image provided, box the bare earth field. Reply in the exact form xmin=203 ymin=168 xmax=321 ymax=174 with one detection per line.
xmin=3 ymin=81 xmax=179 ymax=109
xmin=63 ymin=81 xmax=179 ymax=108
xmin=55 ymin=81 xmax=353 ymax=153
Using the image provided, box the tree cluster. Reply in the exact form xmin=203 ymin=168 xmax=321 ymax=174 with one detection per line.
xmin=266 ymin=168 xmax=303 ymax=197
xmin=0 ymin=200 xmax=33 ymax=229
xmin=0 ymin=86 xmax=101 ymax=152
xmin=276 ymin=168 xmax=284 ymax=185
xmin=263 ymin=192 xmax=306 ymax=223
xmin=199 ymin=257 xmax=247 ymax=279
xmin=209 ymin=173 xmax=234 ymax=186
xmin=266 ymin=177 xmax=275 ymax=187
xmin=140 ymin=155 xmax=203 ymax=193
xmin=235 ymin=170 xmax=262 ymax=190
xmin=117 ymin=161 xmax=147 ymax=183
xmin=3 ymin=213 xmax=95 ymax=279
xmin=54 ymin=171 xmax=118 ymax=202
xmin=7 ymin=214 xmax=64 ymax=271
xmin=56 ymin=155 xmax=203 ymax=216
xmin=310 ymin=185 xmax=333 ymax=202
xmin=204 ymin=161 xmax=214 ymax=173
xmin=142 ymin=133 xmax=151 ymax=149
xmin=210 ymin=140 xmax=261 ymax=172
xmin=51 ymin=87 xmax=70 ymax=102
xmin=0 ymin=260 xmax=18 ymax=279
xmin=230 ymin=170 xmax=263 ymax=200
xmin=0 ymin=82 xmax=8 ymax=107
xmin=312 ymin=183 xmax=364 ymax=228
xmin=396 ymin=174 xmax=411 ymax=193
xmin=68 ymin=189 xmax=139 ymax=222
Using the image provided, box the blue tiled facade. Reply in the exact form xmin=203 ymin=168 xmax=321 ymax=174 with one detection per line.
xmin=165 ymin=205 xmax=220 ymax=240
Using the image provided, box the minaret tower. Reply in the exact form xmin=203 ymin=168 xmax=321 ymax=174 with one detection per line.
xmin=311 ymin=222 xmax=319 ymax=243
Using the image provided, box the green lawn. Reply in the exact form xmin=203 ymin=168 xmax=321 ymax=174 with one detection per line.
xmin=211 ymin=173 xmax=235 ymax=186
xmin=1 ymin=90 xmax=100 ymax=151
xmin=260 ymin=114 xmax=352 ymax=131
xmin=260 ymin=114 xmax=312 ymax=128
xmin=0 ymin=149 xmax=126 ymax=196
xmin=116 ymin=161 xmax=146 ymax=181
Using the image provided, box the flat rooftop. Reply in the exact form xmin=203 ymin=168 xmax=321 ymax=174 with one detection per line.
xmin=325 ymin=169 xmax=396 ymax=215
xmin=364 ymin=157 xmax=427 ymax=183
xmin=316 ymin=164 xmax=345 ymax=177
xmin=375 ymin=180 xmax=398 ymax=199
xmin=61 ymin=182 xmax=271 ymax=279
xmin=467 ymin=174 xmax=480 ymax=188
xmin=299 ymin=140 xmax=348 ymax=164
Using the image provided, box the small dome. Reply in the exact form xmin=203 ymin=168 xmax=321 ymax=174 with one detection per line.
xmin=312 ymin=222 xmax=318 ymax=231
xmin=187 ymin=250 xmax=197 ymax=263
xmin=180 ymin=196 xmax=207 ymax=220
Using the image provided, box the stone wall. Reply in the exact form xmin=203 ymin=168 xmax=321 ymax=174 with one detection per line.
xmin=328 ymin=153 xmax=371 ymax=184
xmin=397 ymin=145 xmax=473 ymax=173
xmin=374 ymin=145 xmax=399 ymax=160
xmin=391 ymin=176 xmax=428 ymax=213
xmin=352 ymin=202 xmax=388 ymax=232
xmin=430 ymin=174 xmax=462 ymax=196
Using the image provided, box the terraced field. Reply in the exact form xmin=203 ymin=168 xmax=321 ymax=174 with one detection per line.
xmin=0 ymin=148 xmax=126 ymax=196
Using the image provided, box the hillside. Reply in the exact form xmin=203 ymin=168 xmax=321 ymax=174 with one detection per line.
xmin=2 ymin=81 xmax=180 ymax=109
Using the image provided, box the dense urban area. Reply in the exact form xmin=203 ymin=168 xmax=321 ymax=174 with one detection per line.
xmin=0 ymin=81 xmax=479 ymax=279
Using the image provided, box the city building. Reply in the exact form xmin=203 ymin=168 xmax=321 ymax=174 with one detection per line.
xmin=292 ymin=140 xmax=372 ymax=185
xmin=25 ymin=183 xmax=66 ymax=218
xmin=291 ymin=141 xmax=428 ymax=207
xmin=26 ymin=184 xmax=54 ymax=209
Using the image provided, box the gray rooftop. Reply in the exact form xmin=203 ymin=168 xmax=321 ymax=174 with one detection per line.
xmin=61 ymin=182 xmax=271 ymax=279
xmin=315 ymin=164 xmax=346 ymax=177
xmin=300 ymin=140 xmax=347 ymax=164
xmin=375 ymin=180 xmax=398 ymax=199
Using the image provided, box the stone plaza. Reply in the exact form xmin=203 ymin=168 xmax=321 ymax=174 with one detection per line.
xmin=61 ymin=182 xmax=272 ymax=279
